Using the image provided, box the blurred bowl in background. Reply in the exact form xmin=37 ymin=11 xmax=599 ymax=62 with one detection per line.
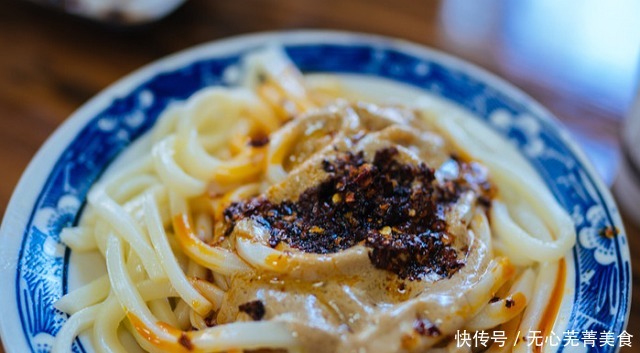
xmin=25 ymin=0 xmax=186 ymax=25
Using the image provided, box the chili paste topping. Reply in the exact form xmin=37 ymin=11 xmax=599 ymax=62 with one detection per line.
xmin=224 ymin=147 xmax=487 ymax=280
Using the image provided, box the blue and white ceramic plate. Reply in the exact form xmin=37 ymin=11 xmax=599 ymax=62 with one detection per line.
xmin=0 ymin=31 xmax=630 ymax=353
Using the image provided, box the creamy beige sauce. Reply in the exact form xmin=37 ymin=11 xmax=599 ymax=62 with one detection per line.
xmin=217 ymin=102 xmax=506 ymax=352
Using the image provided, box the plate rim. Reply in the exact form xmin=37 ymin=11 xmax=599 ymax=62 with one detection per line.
xmin=0 ymin=29 xmax=631 ymax=353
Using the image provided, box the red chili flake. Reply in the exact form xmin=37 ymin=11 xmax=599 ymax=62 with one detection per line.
xmin=489 ymin=296 xmax=500 ymax=303
xmin=414 ymin=319 xmax=441 ymax=337
xmin=204 ymin=312 xmax=216 ymax=327
xmin=478 ymin=195 xmax=492 ymax=208
xmin=178 ymin=333 xmax=193 ymax=350
xmin=238 ymin=300 xmax=266 ymax=321
xmin=345 ymin=192 xmax=356 ymax=203
xmin=248 ymin=135 xmax=270 ymax=147
xmin=505 ymin=298 xmax=515 ymax=308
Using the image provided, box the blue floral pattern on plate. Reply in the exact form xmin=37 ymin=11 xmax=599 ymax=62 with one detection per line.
xmin=11 ymin=35 xmax=630 ymax=353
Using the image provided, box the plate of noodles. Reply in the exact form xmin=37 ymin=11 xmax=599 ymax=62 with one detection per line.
xmin=0 ymin=31 xmax=631 ymax=353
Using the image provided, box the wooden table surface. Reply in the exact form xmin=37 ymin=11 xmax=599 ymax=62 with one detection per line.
xmin=0 ymin=0 xmax=638 ymax=352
